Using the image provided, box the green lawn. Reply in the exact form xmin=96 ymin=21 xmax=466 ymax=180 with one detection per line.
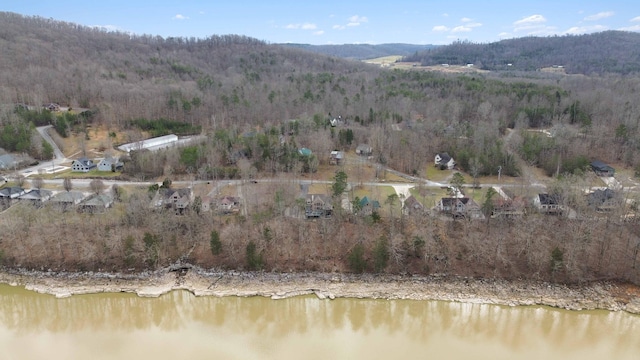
xmin=425 ymin=165 xmax=454 ymax=182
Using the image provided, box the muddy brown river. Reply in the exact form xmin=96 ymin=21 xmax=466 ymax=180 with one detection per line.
xmin=0 ymin=284 xmax=638 ymax=359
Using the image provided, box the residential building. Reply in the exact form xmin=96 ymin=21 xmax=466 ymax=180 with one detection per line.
xmin=359 ymin=196 xmax=380 ymax=216
xmin=591 ymin=160 xmax=615 ymax=177
xmin=78 ymin=194 xmax=113 ymax=213
xmin=71 ymin=157 xmax=96 ymax=172
xmin=587 ymin=188 xmax=619 ymax=212
xmin=403 ymin=195 xmax=424 ymax=215
xmin=217 ymin=195 xmax=240 ymax=214
xmin=356 ymin=144 xmax=373 ymax=156
xmin=534 ymin=193 xmax=564 ymax=215
xmin=49 ymin=191 xmax=86 ymax=211
xmin=18 ymin=189 xmax=52 ymax=206
xmin=151 ymin=188 xmax=193 ymax=214
xmin=305 ymin=194 xmax=332 ymax=218
xmin=329 ymin=150 xmax=344 ymax=165
xmin=437 ymin=197 xmax=483 ymax=219
xmin=0 ymin=154 xmax=17 ymax=170
xmin=435 ymin=153 xmax=455 ymax=170
xmin=97 ymin=156 xmax=123 ymax=172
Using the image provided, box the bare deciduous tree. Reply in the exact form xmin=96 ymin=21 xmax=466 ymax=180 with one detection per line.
xmin=31 ymin=177 xmax=44 ymax=190
xmin=63 ymin=177 xmax=73 ymax=192
xmin=89 ymin=179 xmax=105 ymax=194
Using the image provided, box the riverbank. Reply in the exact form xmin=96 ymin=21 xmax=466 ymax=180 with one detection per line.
xmin=1 ymin=267 xmax=639 ymax=314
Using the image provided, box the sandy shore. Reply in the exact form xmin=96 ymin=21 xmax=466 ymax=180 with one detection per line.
xmin=1 ymin=267 xmax=639 ymax=314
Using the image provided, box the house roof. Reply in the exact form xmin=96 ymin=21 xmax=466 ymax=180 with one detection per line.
xmin=82 ymin=194 xmax=112 ymax=207
xmin=591 ymin=160 xmax=614 ymax=171
xmin=330 ymin=150 xmax=344 ymax=159
xmin=435 ymin=152 xmax=452 ymax=164
xmin=404 ymin=195 xmax=423 ymax=209
xmin=0 ymin=154 xmax=16 ymax=167
xmin=99 ymin=156 xmax=120 ymax=165
xmin=50 ymin=191 xmax=86 ymax=203
xmin=73 ymin=157 xmax=95 ymax=168
xmin=306 ymin=194 xmax=330 ymax=204
xmin=19 ymin=189 xmax=53 ymax=201
xmin=219 ymin=195 xmax=239 ymax=205
xmin=538 ymin=193 xmax=561 ymax=205
xmin=587 ymin=189 xmax=615 ymax=206
xmin=360 ymin=196 xmax=380 ymax=208
xmin=356 ymin=144 xmax=372 ymax=152
xmin=171 ymin=188 xmax=192 ymax=198
xmin=298 ymin=148 xmax=312 ymax=157
xmin=0 ymin=186 xmax=25 ymax=197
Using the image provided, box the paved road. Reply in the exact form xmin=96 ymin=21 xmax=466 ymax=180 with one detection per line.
xmin=36 ymin=125 xmax=65 ymax=161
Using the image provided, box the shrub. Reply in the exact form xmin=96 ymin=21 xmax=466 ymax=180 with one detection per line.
xmin=210 ymin=230 xmax=222 ymax=256
xmin=347 ymin=243 xmax=367 ymax=273
xmin=245 ymin=241 xmax=263 ymax=270
xmin=372 ymin=236 xmax=390 ymax=273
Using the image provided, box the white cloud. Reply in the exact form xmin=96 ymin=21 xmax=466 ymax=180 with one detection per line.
xmin=461 ymin=17 xmax=473 ymax=23
xmin=514 ymin=14 xmax=546 ymax=26
xmin=631 ymin=16 xmax=640 ymax=22
xmin=618 ymin=24 xmax=640 ymax=31
xmin=512 ymin=15 xmax=555 ymax=35
xmin=285 ymin=23 xmax=317 ymax=30
xmin=333 ymin=15 xmax=368 ymax=30
xmin=349 ymin=15 xmax=368 ymax=23
xmin=432 ymin=25 xmax=449 ymax=32
xmin=173 ymin=14 xmax=189 ymax=20
xmin=442 ymin=13 xmax=449 ymax=18
xmin=347 ymin=15 xmax=368 ymax=27
xmin=452 ymin=25 xmax=472 ymax=33
xmin=566 ymin=24 xmax=608 ymax=34
xmin=584 ymin=11 xmax=614 ymax=21
xmin=313 ymin=30 xmax=325 ymax=35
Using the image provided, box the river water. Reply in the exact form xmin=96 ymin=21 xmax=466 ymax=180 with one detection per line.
xmin=0 ymin=284 xmax=638 ymax=360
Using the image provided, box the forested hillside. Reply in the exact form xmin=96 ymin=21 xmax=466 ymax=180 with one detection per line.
xmin=404 ymin=31 xmax=640 ymax=75
xmin=280 ymin=43 xmax=436 ymax=60
xmin=2 ymin=13 xmax=640 ymax=284
xmin=3 ymin=12 xmax=640 ymax=177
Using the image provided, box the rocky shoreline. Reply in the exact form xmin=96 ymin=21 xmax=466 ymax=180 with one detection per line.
xmin=1 ymin=267 xmax=639 ymax=314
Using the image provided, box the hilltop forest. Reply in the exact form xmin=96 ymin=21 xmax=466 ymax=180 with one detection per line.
xmin=1 ymin=12 xmax=640 ymax=286
xmin=404 ymin=31 xmax=640 ymax=75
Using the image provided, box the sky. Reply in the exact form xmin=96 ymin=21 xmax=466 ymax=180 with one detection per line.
xmin=3 ymin=1 xmax=640 ymax=45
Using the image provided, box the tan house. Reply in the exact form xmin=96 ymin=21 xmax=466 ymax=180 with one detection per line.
xmin=217 ymin=195 xmax=240 ymax=214
xmin=305 ymin=194 xmax=332 ymax=218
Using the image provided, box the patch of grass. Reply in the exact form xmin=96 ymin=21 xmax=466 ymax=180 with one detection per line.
xmin=426 ymin=166 xmax=451 ymax=182
xmin=364 ymin=55 xmax=402 ymax=64
xmin=58 ymin=170 xmax=122 ymax=178
xmin=382 ymin=171 xmax=411 ymax=183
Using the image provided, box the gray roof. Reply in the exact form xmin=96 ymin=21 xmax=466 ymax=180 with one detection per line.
xmin=0 ymin=154 xmax=16 ymax=169
xmin=81 ymin=194 xmax=113 ymax=207
xmin=591 ymin=160 xmax=614 ymax=171
xmin=50 ymin=191 xmax=86 ymax=204
xmin=19 ymin=189 xmax=52 ymax=201
xmin=0 ymin=187 xmax=25 ymax=198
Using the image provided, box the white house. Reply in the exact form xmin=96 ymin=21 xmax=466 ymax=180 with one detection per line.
xmin=434 ymin=153 xmax=455 ymax=170
xmin=97 ymin=156 xmax=123 ymax=172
